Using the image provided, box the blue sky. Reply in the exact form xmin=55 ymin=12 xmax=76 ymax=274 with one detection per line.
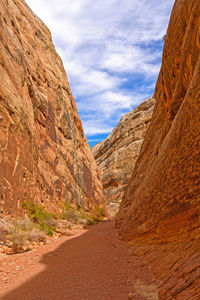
xmin=25 ymin=0 xmax=174 ymax=147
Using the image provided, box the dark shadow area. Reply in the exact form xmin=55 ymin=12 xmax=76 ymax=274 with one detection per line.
xmin=1 ymin=221 xmax=151 ymax=300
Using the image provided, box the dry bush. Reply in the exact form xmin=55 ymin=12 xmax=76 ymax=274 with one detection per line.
xmin=28 ymin=227 xmax=46 ymax=242
xmin=0 ymin=219 xmax=10 ymax=243
xmin=8 ymin=219 xmax=46 ymax=253
xmin=60 ymin=204 xmax=105 ymax=225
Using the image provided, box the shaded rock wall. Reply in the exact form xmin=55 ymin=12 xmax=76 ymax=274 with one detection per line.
xmin=116 ymin=0 xmax=200 ymax=298
xmin=92 ymin=97 xmax=155 ymax=217
xmin=0 ymin=0 xmax=105 ymax=216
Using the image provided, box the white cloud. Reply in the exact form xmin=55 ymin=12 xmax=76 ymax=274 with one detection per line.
xmin=102 ymin=46 xmax=161 ymax=75
xmin=77 ymin=89 xmax=151 ymax=135
xmin=25 ymin=0 xmax=174 ymax=140
xmin=83 ymin=121 xmax=113 ymax=136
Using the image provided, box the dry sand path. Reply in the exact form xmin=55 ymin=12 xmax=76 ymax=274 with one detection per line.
xmin=0 ymin=221 xmax=158 ymax=300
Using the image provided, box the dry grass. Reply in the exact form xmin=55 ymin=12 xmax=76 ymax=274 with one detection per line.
xmin=0 ymin=219 xmax=10 ymax=243
xmin=7 ymin=219 xmax=46 ymax=253
xmin=60 ymin=204 xmax=105 ymax=225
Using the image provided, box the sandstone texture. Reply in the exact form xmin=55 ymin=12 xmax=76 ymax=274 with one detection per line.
xmin=0 ymin=0 xmax=105 ymax=216
xmin=92 ymin=97 xmax=155 ymax=217
xmin=116 ymin=0 xmax=200 ymax=298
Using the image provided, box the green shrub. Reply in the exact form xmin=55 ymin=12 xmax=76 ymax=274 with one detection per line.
xmin=90 ymin=205 xmax=104 ymax=223
xmin=22 ymin=200 xmax=54 ymax=222
xmin=22 ymin=200 xmax=56 ymax=235
xmin=60 ymin=203 xmax=105 ymax=225
xmin=59 ymin=204 xmax=78 ymax=222
xmin=77 ymin=208 xmax=95 ymax=225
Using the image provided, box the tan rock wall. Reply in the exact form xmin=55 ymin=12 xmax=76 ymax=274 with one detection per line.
xmin=0 ymin=0 xmax=105 ymax=216
xmin=116 ymin=0 xmax=200 ymax=298
xmin=92 ymin=97 xmax=155 ymax=217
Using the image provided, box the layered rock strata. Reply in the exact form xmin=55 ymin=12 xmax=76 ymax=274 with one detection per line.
xmin=116 ymin=0 xmax=200 ymax=298
xmin=0 ymin=0 xmax=105 ymax=216
xmin=92 ymin=97 xmax=155 ymax=217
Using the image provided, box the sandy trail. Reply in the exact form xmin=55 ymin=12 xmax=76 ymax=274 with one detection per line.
xmin=0 ymin=221 xmax=158 ymax=300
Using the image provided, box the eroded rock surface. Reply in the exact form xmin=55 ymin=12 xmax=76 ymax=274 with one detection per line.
xmin=92 ymin=98 xmax=155 ymax=217
xmin=116 ymin=0 xmax=200 ymax=298
xmin=0 ymin=0 xmax=105 ymax=216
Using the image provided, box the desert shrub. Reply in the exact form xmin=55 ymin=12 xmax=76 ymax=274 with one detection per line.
xmin=8 ymin=219 xmax=46 ymax=253
xmin=22 ymin=200 xmax=56 ymax=235
xmin=59 ymin=204 xmax=79 ymax=223
xmin=77 ymin=208 xmax=95 ymax=225
xmin=90 ymin=205 xmax=105 ymax=223
xmin=60 ymin=203 xmax=104 ymax=225
xmin=58 ymin=201 xmax=105 ymax=226
xmin=163 ymin=34 xmax=166 ymax=42
xmin=0 ymin=220 xmax=9 ymax=242
xmin=60 ymin=204 xmax=89 ymax=224
xmin=22 ymin=200 xmax=54 ymax=222
xmin=27 ymin=227 xmax=46 ymax=242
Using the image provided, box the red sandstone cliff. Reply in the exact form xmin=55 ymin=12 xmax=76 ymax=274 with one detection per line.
xmin=0 ymin=0 xmax=105 ymax=216
xmin=116 ymin=0 xmax=200 ymax=298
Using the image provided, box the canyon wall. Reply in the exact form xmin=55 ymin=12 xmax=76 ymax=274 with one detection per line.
xmin=92 ymin=97 xmax=155 ymax=217
xmin=116 ymin=0 xmax=200 ymax=298
xmin=0 ymin=0 xmax=105 ymax=216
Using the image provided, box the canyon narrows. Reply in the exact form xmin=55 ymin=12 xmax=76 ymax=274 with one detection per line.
xmin=0 ymin=0 xmax=200 ymax=299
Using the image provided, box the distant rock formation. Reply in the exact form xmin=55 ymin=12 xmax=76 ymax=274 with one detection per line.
xmin=92 ymin=97 xmax=155 ymax=217
xmin=0 ymin=0 xmax=105 ymax=216
xmin=116 ymin=0 xmax=200 ymax=298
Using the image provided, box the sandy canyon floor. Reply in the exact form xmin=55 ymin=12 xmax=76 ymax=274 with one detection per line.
xmin=0 ymin=222 xmax=158 ymax=300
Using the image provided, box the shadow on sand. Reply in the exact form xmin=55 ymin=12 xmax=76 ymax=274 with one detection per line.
xmin=1 ymin=221 xmax=150 ymax=300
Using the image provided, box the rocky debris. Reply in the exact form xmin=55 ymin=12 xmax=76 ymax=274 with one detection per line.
xmin=0 ymin=0 xmax=105 ymax=217
xmin=116 ymin=0 xmax=200 ymax=298
xmin=0 ymin=201 xmax=107 ymax=255
xmin=54 ymin=228 xmax=72 ymax=236
xmin=78 ymin=218 xmax=89 ymax=226
xmin=0 ymin=216 xmax=87 ymax=255
xmin=92 ymin=97 xmax=155 ymax=217
xmin=0 ymin=201 xmax=108 ymax=255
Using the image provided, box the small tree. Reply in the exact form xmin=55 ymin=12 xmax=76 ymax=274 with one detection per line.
xmin=163 ymin=34 xmax=166 ymax=42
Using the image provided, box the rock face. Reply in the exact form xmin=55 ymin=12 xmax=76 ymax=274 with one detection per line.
xmin=116 ymin=0 xmax=200 ymax=298
xmin=0 ymin=0 xmax=105 ymax=216
xmin=92 ymin=97 xmax=155 ymax=217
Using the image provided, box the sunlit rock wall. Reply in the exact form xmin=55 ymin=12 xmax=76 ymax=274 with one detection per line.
xmin=116 ymin=0 xmax=200 ymax=298
xmin=0 ymin=0 xmax=105 ymax=215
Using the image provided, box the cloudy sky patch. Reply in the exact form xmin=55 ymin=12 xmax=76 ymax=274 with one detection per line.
xmin=26 ymin=0 xmax=174 ymax=146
